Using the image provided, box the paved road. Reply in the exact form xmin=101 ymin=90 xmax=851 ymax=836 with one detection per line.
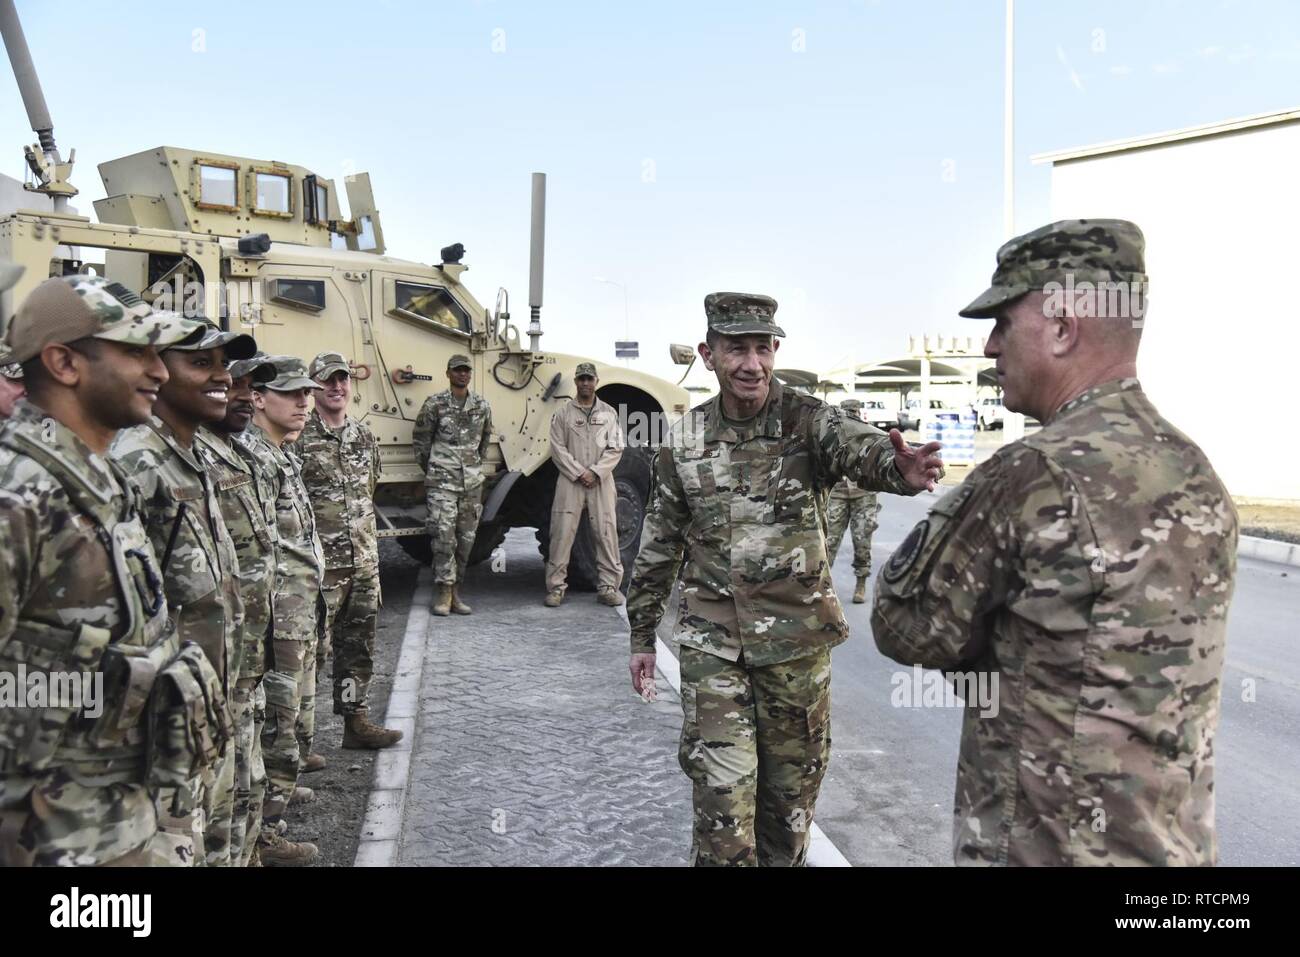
xmin=818 ymin=489 xmax=1300 ymax=867
xmin=395 ymin=531 xmax=691 ymax=866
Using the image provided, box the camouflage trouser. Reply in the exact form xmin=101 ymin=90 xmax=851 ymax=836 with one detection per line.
xmin=426 ymin=485 xmax=484 ymax=585
xmin=200 ymin=732 xmax=236 ymax=866
xmin=261 ymin=638 xmax=309 ymax=829
xmin=319 ymin=565 xmax=381 ymax=717
xmin=825 ymin=493 xmax=879 ymax=577
xmin=230 ymin=676 xmax=266 ymax=867
xmin=153 ymin=784 xmax=203 ymax=867
xmin=677 ymin=646 xmax=832 ymax=867
xmin=294 ymin=624 xmax=322 ymax=762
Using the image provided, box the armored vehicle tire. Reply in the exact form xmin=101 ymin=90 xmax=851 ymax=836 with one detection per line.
xmin=536 ymin=446 xmax=653 ymax=593
xmin=394 ymin=520 xmax=508 ymax=568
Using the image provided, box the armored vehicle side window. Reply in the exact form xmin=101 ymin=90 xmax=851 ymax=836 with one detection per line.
xmin=268 ymin=278 xmax=326 ymax=312
xmin=196 ymin=163 xmax=238 ymax=210
xmin=394 ymin=282 xmax=470 ymax=333
xmin=253 ymin=171 xmax=292 ymax=217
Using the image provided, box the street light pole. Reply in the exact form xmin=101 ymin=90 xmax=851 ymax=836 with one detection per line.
xmin=595 ymin=277 xmax=631 ymax=365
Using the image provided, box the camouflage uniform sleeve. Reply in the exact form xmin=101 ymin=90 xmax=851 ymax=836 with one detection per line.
xmin=871 ymin=451 xmax=1095 ymax=671
xmin=812 ymin=404 xmax=916 ymax=497
xmin=0 ymin=496 xmax=36 ymax=654
xmin=365 ymin=421 xmax=380 ymax=497
xmin=411 ymin=398 xmax=436 ymax=474
xmin=626 ymin=446 xmax=688 ymax=655
xmin=478 ymin=400 xmax=494 ymax=461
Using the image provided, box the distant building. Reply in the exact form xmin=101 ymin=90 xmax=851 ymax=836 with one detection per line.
xmin=1034 ymin=108 xmax=1300 ymax=502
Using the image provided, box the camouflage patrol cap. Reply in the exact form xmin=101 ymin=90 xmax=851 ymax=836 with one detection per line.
xmin=162 ymin=320 xmax=257 ymax=360
xmin=2 ymin=275 xmax=205 ymax=364
xmin=447 ymin=354 xmax=472 ymax=371
xmin=309 ymin=350 xmax=350 ymax=381
xmin=574 ymin=362 xmax=597 ymax=379
xmin=840 ymin=399 xmax=863 ymax=411
xmin=228 ymin=352 xmax=277 ymax=385
xmin=704 ymin=292 xmax=785 ymax=338
xmin=257 ymin=355 xmax=323 ymax=392
xmin=959 ymin=219 xmax=1147 ymax=318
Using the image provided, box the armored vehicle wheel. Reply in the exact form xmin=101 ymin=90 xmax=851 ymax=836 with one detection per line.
xmin=394 ymin=520 xmax=507 ymax=568
xmin=535 ymin=446 xmax=652 ymax=593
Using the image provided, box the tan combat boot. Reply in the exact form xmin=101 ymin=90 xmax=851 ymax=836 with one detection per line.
xmin=450 ymin=587 xmax=473 ymax=615
xmin=300 ymin=753 xmax=326 ymax=774
xmin=597 ymin=587 xmax=625 ymax=607
xmin=258 ymin=831 xmax=318 ymax=867
xmin=289 ymin=786 xmax=314 ymax=806
xmin=543 ymin=589 xmax=564 ymax=608
xmin=342 ymin=713 xmax=403 ymax=749
xmin=852 ymin=576 xmax=867 ymax=604
xmin=431 ymin=585 xmax=452 ymax=616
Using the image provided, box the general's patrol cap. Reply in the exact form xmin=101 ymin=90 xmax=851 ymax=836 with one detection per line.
xmin=309 ymin=351 xmax=350 ymax=381
xmin=163 ymin=320 xmax=258 ymax=360
xmin=258 ymin=355 xmax=323 ymax=392
xmin=574 ymin=362 xmax=597 ymax=379
xmin=2 ymin=275 xmax=206 ymax=364
xmin=959 ymin=219 xmax=1147 ymax=319
xmin=704 ymin=292 xmax=785 ymax=338
xmin=228 ymin=352 xmax=278 ymax=385
xmin=447 ymin=354 xmax=472 ymax=371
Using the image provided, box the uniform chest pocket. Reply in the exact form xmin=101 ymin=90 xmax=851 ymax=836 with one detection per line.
xmin=678 ymin=457 xmax=726 ymax=532
xmin=773 ymin=446 xmax=815 ymax=522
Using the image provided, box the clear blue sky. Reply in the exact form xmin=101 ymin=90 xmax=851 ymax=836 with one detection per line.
xmin=5 ymin=0 xmax=1297 ymax=382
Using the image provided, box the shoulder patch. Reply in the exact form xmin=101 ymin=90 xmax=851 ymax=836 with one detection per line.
xmin=883 ymin=520 xmax=929 ymax=584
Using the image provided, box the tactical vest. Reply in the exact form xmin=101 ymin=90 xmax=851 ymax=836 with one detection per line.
xmin=0 ymin=427 xmax=229 ymax=789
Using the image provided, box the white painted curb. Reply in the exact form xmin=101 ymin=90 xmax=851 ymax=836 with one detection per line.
xmin=354 ymin=566 xmax=433 ymax=867
xmin=1239 ymin=534 xmax=1300 ymax=569
xmin=653 ymin=636 xmax=851 ymax=868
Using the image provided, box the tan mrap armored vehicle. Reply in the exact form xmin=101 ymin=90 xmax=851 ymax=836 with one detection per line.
xmin=0 ymin=1 xmax=691 ymax=587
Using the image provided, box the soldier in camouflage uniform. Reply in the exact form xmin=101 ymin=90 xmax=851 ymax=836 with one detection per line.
xmin=291 ymin=352 xmax=400 ymax=752
xmin=627 ymin=292 xmax=944 ymax=866
xmin=1 ymin=274 xmax=210 ymax=866
xmin=248 ymin=355 xmax=325 ymax=865
xmin=825 ymin=399 xmax=881 ymax=604
xmin=195 ymin=355 xmax=278 ymax=866
xmin=873 ymin=219 xmax=1238 ymax=866
xmin=412 ymin=354 xmax=496 ymax=617
xmin=110 ymin=321 xmax=256 ymax=867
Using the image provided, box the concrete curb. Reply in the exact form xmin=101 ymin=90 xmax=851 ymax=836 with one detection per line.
xmin=354 ymin=566 xmax=433 ymax=867
xmin=1239 ymin=534 xmax=1300 ymax=569
xmin=653 ymin=636 xmax=852 ymax=868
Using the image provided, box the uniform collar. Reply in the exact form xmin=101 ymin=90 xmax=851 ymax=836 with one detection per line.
xmin=3 ymin=399 xmax=121 ymax=501
xmin=703 ymin=376 xmax=784 ymax=443
xmin=1053 ymin=377 xmax=1143 ymax=421
xmin=195 ymin=426 xmax=246 ymax=470
xmin=307 ymin=407 xmax=350 ymax=438
xmin=147 ymin=415 xmax=205 ymax=473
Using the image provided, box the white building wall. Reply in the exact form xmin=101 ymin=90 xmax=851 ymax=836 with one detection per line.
xmin=1050 ymin=122 xmax=1300 ymax=501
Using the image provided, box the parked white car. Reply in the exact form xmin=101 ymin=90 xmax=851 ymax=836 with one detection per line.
xmin=898 ymin=398 xmax=957 ymax=432
xmin=976 ymin=397 xmax=1007 ymax=430
xmin=859 ymin=399 xmax=898 ymax=430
